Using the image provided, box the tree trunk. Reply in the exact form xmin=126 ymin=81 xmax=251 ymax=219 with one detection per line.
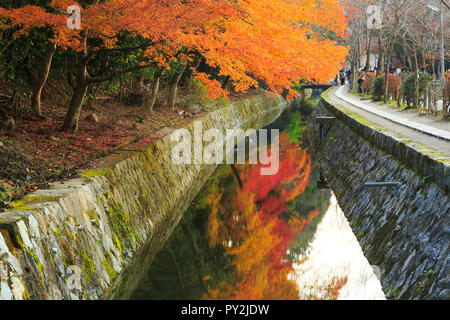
xmin=187 ymin=56 xmax=202 ymax=90
xmin=31 ymin=42 xmax=57 ymax=116
xmin=383 ymin=69 xmax=389 ymax=104
xmin=414 ymin=51 xmax=419 ymax=108
xmin=165 ymin=246 xmax=186 ymax=297
xmin=352 ymin=40 xmax=362 ymax=92
xmin=169 ymin=65 xmax=186 ymax=110
xmin=354 ymin=54 xmax=360 ymax=92
xmin=180 ymin=218 xmax=207 ymax=291
xmin=351 ymin=57 xmax=357 ymax=91
xmin=426 ymin=86 xmax=432 ymax=112
xmin=119 ymin=74 xmax=124 ymax=102
xmin=365 ymin=32 xmax=372 ymax=72
xmin=376 ymin=37 xmax=384 ymax=77
xmin=231 ymin=164 xmax=243 ymax=188
xmin=62 ymin=44 xmax=89 ymax=133
xmin=383 ymin=46 xmax=394 ymax=104
xmin=146 ymin=69 xmax=164 ymax=111
xmin=222 ymin=76 xmax=231 ymax=90
xmin=62 ymin=81 xmax=88 ymax=133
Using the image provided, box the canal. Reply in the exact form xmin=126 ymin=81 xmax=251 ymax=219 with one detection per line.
xmin=130 ymin=94 xmax=386 ymax=300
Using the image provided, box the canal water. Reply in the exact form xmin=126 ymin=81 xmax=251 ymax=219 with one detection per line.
xmin=131 ymin=97 xmax=386 ymax=300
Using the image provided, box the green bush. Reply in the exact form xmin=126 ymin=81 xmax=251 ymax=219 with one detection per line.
xmin=372 ymin=76 xmax=384 ymax=101
xmin=402 ymin=72 xmax=432 ymax=107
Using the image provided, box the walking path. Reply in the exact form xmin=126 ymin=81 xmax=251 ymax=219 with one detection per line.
xmin=325 ymin=86 xmax=450 ymax=158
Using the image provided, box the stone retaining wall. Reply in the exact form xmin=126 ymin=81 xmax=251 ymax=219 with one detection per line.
xmin=0 ymin=94 xmax=287 ymax=300
xmin=309 ymin=92 xmax=449 ymax=299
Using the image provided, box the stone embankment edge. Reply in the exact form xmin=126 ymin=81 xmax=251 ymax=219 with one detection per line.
xmin=335 ymin=86 xmax=450 ymax=141
xmin=321 ymin=88 xmax=449 ymax=194
xmin=0 ymin=94 xmax=287 ymax=300
xmin=311 ymin=89 xmax=449 ymax=299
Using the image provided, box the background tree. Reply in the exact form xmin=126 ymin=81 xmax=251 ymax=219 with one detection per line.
xmin=341 ymin=0 xmax=370 ymax=91
xmin=0 ymin=1 xmax=67 ymax=116
xmin=400 ymin=0 xmax=444 ymax=109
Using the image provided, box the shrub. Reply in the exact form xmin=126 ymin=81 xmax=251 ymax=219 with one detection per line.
xmin=402 ymin=74 xmax=415 ymax=106
xmin=387 ymin=73 xmax=402 ymax=101
xmin=363 ymin=72 xmax=376 ymax=94
xmin=402 ymin=72 xmax=432 ymax=107
xmin=372 ymin=76 xmax=385 ymax=100
xmin=368 ymin=73 xmax=402 ymax=101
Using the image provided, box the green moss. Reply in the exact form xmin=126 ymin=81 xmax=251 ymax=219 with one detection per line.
xmin=354 ymin=215 xmax=365 ymax=227
xmin=0 ymin=230 xmax=15 ymax=253
xmin=320 ymin=87 xmax=333 ymax=101
xmin=393 ymin=286 xmax=401 ymax=298
xmin=113 ymin=234 xmax=122 ymax=253
xmin=8 ymin=195 xmax=59 ymax=211
xmin=415 ymin=269 xmax=434 ymax=294
xmin=81 ymin=168 xmax=113 ymax=179
xmin=22 ymin=285 xmax=30 ymax=300
xmin=107 ymin=198 xmax=141 ymax=246
xmin=14 ymin=233 xmax=44 ymax=280
xmin=339 ymin=108 xmax=387 ymax=132
xmin=337 ymin=183 xmax=351 ymax=199
xmin=86 ymin=210 xmax=98 ymax=223
xmin=21 ymin=246 xmax=45 ymax=288
xmin=79 ymin=248 xmax=96 ymax=283
xmin=15 ymin=234 xmax=23 ymax=248
xmin=63 ymin=225 xmax=74 ymax=243
xmin=103 ymin=257 xmax=116 ymax=280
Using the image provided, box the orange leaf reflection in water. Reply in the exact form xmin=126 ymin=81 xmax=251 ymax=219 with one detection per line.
xmin=204 ymin=133 xmax=344 ymax=299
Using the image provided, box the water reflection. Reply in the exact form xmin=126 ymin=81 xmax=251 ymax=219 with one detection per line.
xmin=131 ymin=106 xmax=385 ymax=300
xmin=292 ymin=194 xmax=386 ymax=300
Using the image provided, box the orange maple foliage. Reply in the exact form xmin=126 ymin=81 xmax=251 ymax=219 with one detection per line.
xmin=188 ymin=0 xmax=349 ymax=97
xmin=204 ymin=133 xmax=321 ymax=300
xmin=0 ymin=0 xmax=348 ymax=99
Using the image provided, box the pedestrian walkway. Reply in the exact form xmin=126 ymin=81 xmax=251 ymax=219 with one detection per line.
xmin=334 ymin=86 xmax=450 ymax=141
xmin=325 ymin=86 xmax=450 ymax=158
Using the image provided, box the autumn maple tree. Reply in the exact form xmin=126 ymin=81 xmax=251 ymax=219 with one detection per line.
xmin=0 ymin=0 xmax=348 ymax=133
xmin=0 ymin=1 xmax=68 ymax=116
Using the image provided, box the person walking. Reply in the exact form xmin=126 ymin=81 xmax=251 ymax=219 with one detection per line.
xmin=346 ymin=69 xmax=351 ymax=86
xmin=357 ymin=69 xmax=366 ymax=93
xmin=339 ymin=70 xmax=346 ymax=85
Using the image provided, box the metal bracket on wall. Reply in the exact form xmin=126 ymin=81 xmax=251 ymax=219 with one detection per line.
xmin=364 ymin=182 xmax=402 ymax=194
xmin=316 ymin=117 xmax=335 ymax=142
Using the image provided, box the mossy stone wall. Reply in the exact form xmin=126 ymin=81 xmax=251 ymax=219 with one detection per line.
xmin=0 ymin=94 xmax=287 ymax=300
